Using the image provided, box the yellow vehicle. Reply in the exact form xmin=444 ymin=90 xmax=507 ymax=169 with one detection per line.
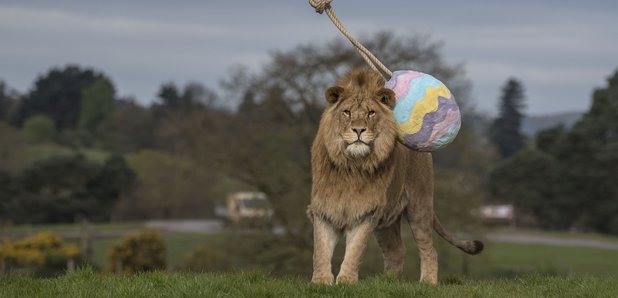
xmin=224 ymin=192 xmax=273 ymax=223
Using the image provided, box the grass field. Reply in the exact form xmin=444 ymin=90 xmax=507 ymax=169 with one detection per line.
xmin=3 ymin=222 xmax=618 ymax=277
xmin=1 ymin=269 xmax=617 ymax=298
xmin=87 ymin=231 xmax=618 ymax=276
xmin=3 ymin=223 xmax=618 ymax=297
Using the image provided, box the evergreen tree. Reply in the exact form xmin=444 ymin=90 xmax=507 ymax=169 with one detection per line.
xmin=237 ymin=90 xmax=257 ymax=117
xmin=490 ymin=78 xmax=526 ymax=158
xmin=0 ymin=81 xmax=18 ymax=122
xmin=0 ymin=81 xmax=8 ymax=121
xmin=156 ymin=83 xmax=182 ymax=110
xmin=551 ymin=69 xmax=618 ymax=234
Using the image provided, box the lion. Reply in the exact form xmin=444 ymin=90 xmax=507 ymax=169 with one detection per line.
xmin=307 ymin=68 xmax=483 ymax=285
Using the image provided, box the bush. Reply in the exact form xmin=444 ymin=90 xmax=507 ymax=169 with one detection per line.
xmin=23 ymin=115 xmax=56 ymax=143
xmin=0 ymin=232 xmax=80 ymax=276
xmin=4 ymin=154 xmax=135 ymax=224
xmin=106 ymin=229 xmax=166 ymax=273
xmin=184 ymin=244 xmax=230 ymax=273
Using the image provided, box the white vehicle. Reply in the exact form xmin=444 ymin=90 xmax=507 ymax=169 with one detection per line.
xmin=481 ymin=204 xmax=514 ymax=226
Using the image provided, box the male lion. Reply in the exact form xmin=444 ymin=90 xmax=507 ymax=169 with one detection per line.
xmin=307 ymin=68 xmax=483 ymax=285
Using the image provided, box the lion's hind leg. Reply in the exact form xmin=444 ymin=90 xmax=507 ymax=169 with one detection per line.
xmin=374 ymin=216 xmax=405 ymax=277
xmin=405 ymin=207 xmax=438 ymax=284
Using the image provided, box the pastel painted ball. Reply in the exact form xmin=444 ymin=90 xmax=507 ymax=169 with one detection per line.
xmin=385 ymin=70 xmax=461 ymax=151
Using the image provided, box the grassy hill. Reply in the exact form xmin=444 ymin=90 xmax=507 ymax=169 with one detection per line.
xmin=466 ymin=111 xmax=583 ymax=137
xmin=2 ymin=269 xmax=617 ymax=298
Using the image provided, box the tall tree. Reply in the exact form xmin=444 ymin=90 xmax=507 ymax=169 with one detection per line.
xmin=156 ymin=83 xmax=182 ymax=110
xmin=0 ymin=81 xmax=8 ymax=121
xmin=167 ymin=32 xmax=485 ymax=275
xmin=550 ymin=69 xmax=618 ymax=233
xmin=78 ymin=78 xmax=116 ymax=132
xmin=490 ymin=78 xmax=526 ymax=158
xmin=15 ymin=65 xmax=114 ymax=130
xmin=0 ymin=81 xmax=19 ymax=123
xmin=152 ymin=82 xmax=214 ymax=117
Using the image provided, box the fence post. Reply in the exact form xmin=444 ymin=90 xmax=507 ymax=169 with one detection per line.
xmin=116 ymin=261 xmax=123 ymax=274
xmin=80 ymin=219 xmax=93 ymax=262
xmin=67 ymin=258 xmax=75 ymax=273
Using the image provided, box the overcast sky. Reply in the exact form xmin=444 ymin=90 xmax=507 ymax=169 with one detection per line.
xmin=1 ymin=0 xmax=617 ymax=115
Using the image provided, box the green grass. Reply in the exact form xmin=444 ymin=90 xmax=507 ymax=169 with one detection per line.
xmin=357 ymin=231 xmax=618 ymax=279
xmin=4 ymin=222 xmax=618 ymax=277
xmin=3 ymin=225 xmax=618 ymax=297
xmin=1 ymin=269 xmax=617 ymax=298
xmin=474 ymin=242 xmax=618 ymax=277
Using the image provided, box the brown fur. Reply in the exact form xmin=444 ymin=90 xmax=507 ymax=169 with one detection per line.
xmin=307 ymin=68 xmax=483 ymax=285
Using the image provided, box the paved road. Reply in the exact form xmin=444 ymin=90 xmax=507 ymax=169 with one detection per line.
xmin=145 ymin=219 xmax=224 ymax=233
xmin=485 ymin=233 xmax=618 ymax=250
xmin=142 ymin=220 xmax=618 ymax=251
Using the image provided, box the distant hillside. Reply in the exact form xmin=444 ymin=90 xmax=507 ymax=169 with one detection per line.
xmin=521 ymin=111 xmax=583 ymax=136
xmin=467 ymin=111 xmax=584 ymax=137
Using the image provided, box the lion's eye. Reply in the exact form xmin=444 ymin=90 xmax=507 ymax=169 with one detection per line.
xmin=368 ymin=111 xmax=376 ymax=118
xmin=343 ymin=110 xmax=351 ymax=117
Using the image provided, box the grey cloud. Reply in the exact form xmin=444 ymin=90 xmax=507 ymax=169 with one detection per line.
xmin=0 ymin=0 xmax=617 ymax=115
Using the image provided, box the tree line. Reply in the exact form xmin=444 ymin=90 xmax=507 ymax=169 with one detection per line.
xmin=488 ymin=73 xmax=618 ymax=234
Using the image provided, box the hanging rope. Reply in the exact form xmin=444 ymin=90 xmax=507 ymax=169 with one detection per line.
xmin=308 ymin=0 xmax=393 ymax=79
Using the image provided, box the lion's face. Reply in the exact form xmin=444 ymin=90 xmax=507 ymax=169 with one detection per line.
xmin=335 ymin=93 xmax=386 ymax=158
xmin=319 ymin=69 xmax=398 ymax=168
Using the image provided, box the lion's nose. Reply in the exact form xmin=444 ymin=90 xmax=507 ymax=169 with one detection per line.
xmin=352 ymin=127 xmax=366 ymax=137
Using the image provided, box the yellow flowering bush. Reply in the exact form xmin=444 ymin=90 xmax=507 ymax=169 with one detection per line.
xmin=106 ymin=229 xmax=166 ymax=273
xmin=0 ymin=232 xmax=80 ymax=275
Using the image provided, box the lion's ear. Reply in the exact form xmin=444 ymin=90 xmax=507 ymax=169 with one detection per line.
xmin=377 ymin=88 xmax=396 ymax=108
xmin=325 ymin=86 xmax=344 ymax=105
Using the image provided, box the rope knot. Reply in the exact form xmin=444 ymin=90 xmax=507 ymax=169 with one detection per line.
xmin=308 ymin=0 xmax=332 ymax=14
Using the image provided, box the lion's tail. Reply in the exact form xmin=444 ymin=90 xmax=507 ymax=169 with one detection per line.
xmin=433 ymin=214 xmax=484 ymax=255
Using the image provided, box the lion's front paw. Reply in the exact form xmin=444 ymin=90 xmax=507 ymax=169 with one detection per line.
xmin=336 ymin=273 xmax=358 ymax=285
xmin=311 ymin=274 xmax=334 ymax=285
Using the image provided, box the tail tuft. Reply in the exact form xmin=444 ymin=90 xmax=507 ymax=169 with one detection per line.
xmin=471 ymin=240 xmax=484 ymax=255
xmin=456 ymin=240 xmax=484 ymax=255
